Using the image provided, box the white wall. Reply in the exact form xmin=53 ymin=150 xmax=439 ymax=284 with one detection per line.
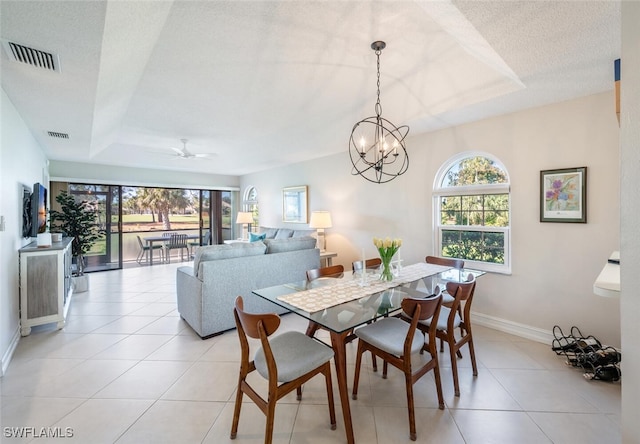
xmin=0 ymin=88 xmax=49 ymax=375
xmin=620 ymin=1 xmax=640 ymax=441
xmin=241 ymin=91 xmax=621 ymax=346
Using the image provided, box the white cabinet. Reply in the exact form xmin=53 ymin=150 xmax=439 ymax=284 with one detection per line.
xmin=19 ymin=237 xmax=73 ymax=336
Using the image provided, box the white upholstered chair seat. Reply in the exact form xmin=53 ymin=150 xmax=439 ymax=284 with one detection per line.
xmin=355 ymin=317 xmax=425 ymax=357
xmin=254 ymin=331 xmax=334 ymax=382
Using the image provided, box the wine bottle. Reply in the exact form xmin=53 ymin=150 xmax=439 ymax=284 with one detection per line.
xmin=583 ymin=364 xmax=621 ymax=382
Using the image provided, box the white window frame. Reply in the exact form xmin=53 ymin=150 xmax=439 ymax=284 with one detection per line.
xmin=433 ymin=152 xmax=511 ymax=274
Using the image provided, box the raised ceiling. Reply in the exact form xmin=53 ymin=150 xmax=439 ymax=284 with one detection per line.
xmin=0 ymin=1 xmax=620 ymax=176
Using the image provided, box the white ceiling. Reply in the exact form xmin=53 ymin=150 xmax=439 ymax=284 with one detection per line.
xmin=0 ymin=1 xmax=620 ymax=176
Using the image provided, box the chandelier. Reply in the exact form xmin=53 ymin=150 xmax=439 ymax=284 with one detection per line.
xmin=349 ymin=41 xmax=409 ymax=184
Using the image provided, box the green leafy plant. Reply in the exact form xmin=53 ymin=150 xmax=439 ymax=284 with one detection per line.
xmin=49 ymin=191 xmax=104 ymax=276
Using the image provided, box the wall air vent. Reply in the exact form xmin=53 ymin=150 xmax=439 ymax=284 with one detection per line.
xmin=47 ymin=131 xmax=69 ymax=139
xmin=1 ymin=39 xmax=60 ymax=72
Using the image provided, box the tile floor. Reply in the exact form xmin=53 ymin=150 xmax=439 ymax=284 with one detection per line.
xmin=1 ymin=262 xmax=621 ymax=443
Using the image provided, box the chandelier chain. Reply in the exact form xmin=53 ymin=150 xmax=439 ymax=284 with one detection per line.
xmin=375 ymin=49 xmax=382 ymax=118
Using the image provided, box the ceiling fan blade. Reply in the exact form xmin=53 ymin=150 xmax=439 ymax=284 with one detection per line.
xmin=170 ymin=147 xmax=184 ymax=155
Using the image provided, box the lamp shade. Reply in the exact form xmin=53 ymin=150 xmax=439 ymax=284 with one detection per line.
xmin=309 ymin=211 xmax=332 ymax=229
xmin=236 ymin=212 xmax=254 ymax=224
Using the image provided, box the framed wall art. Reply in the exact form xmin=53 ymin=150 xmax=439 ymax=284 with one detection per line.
xmin=282 ymin=185 xmax=308 ymax=223
xmin=540 ymin=167 xmax=587 ymax=223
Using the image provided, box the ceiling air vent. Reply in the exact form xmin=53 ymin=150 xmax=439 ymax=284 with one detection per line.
xmin=47 ymin=131 xmax=69 ymax=139
xmin=1 ymin=39 xmax=60 ymax=72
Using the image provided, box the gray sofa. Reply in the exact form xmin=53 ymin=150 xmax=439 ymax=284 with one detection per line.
xmin=176 ymin=237 xmax=320 ymax=338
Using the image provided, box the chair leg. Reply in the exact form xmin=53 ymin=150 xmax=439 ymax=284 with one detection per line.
xmin=449 ymin=340 xmax=461 ymax=397
xmin=468 ymin=334 xmax=478 ymax=376
xmin=230 ymin=385 xmax=244 ymax=439
xmin=404 ymin=372 xmax=417 ymax=441
xmin=431 ymin=354 xmax=445 ymax=409
xmin=264 ymin=400 xmax=277 ymax=444
xmin=323 ymin=364 xmax=337 ymax=430
xmin=382 ymin=359 xmax=388 ymax=379
xmin=352 ymin=341 xmax=365 ymax=400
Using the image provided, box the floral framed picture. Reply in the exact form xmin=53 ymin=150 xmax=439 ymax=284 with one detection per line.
xmin=540 ymin=167 xmax=587 ymax=223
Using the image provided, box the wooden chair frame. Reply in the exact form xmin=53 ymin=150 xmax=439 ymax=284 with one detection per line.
xmin=352 ymin=296 xmax=445 ymax=441
xmin=306 ymin=264 xmax=345 ymax=281
xmin=351 ymin=257 xmax=382 ymax=272
xmin=419 ymin=279 xmax=478 ymax=397
xmin=231 ymin=297 xmax=336 ymax=444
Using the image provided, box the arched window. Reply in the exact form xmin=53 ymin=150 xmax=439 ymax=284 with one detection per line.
xmin=433 ymin=153 xmax=511 ymax=273
xmin=243 ymin=186 xmax=259 ymax=227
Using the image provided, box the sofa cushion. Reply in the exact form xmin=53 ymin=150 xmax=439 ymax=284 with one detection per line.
xmin=193 ymin=242 xmax=266 ymax=278
xmin=264 ymin=237 xmax=316 ymax=254
xmin=274 ymin=228 xmax=294 ymax=239
xmin=249 ymin=232 xmax=267 ymax=242
xmin=292 ymin=229 xmax=315 ymax=238
xmin=259 ymin=227 xmax=279 ymax=239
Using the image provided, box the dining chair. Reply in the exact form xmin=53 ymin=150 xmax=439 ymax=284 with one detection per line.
xmin=352 ymin=295 xmax=445 ymax=441
xmin=424 ymin=256 xmax=465 ymax=304
xmin=189 ymin=231 xmax=210 ymax=257
xmin=417 ymin=278 xmax=477 ymax=397
xmin=231 ymin=296 xmax=336 ymax=444
xmin=306 ymin=264 xmax=345 ymax=281
xmin=351 ymin=257 xmax=382 ymax=273
xmin=136 ymin=235 xmax=163 ymax=265
xmin=164 ymin=233 xmax=189 ymax=263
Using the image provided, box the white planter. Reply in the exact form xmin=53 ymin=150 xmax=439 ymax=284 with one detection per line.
xmin=72 ymin=275 xmax=89 ymax=293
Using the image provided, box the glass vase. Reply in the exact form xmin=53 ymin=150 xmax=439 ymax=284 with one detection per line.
xmin=379 ymin=259 xmax=394 ymax=282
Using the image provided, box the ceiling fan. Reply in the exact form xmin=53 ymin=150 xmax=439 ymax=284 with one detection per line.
xmin=168 ymin=139 xmax=214 ymax=159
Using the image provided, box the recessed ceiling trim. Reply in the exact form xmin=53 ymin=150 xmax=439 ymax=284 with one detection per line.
xmin=1 ymin=39 xmax=61 ymax=72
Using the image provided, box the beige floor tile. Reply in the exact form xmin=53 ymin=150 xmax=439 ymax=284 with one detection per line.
xmin=145 ymin=334 xmax=215 ymax=361
xmin=136 ymin=316 xmax=188 ymax=335
xmin=161 ymin=361 xmax=239 ymax=402
xmin=475 ymin=340 xmax=546 ymax=369
xmin=40 ymin=398 xmax=153 ymax=444
xmin=128 ymin=302 xmax=176 ymax=317
xmin=1 ymin=396 xmax=84 ymax=441
xmin=92 ymin=316 xmax=160 ymax=334
xmin=203 ymin=400 xmax=297 ymax=444
xmin=490 ymin=368 xmax=601 ymax=413
xmin=529 ymin=411 xmax=621 ymax=444
xmin=94 ymin=360 xmax=194 ymax=399
xmin=45 ymin=333 xmax=129 ymax=359
xmin=92 ymin=334 xmax=173 ymax=360
xmin=61 ymin=315 xmax=122 ymax=333
xmin=450 ymin=409 xmax=552 ymax=444
xmin=439 ymin=366 xmax=521 ymax=410
xmin=116 ymin=400 xmax=224 ymax=444
xmin=34 ymin=359 xmax=138 ymax=398
xmin=0 ymin=358 xmax=84 ymax=397
xmin=373 ymin=405 xmax=465 ymax=444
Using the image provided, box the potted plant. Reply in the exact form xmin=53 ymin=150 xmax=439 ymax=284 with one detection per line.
xmin=49 ymin=190 xmax=104 ymax=292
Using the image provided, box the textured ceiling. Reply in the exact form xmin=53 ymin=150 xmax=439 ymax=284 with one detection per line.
xmin=0 ymin=1 xmax=620 ymax=176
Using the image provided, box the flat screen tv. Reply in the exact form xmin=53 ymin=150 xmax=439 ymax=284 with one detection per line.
xmin=30 ymin=183 xmax=47 ymax=237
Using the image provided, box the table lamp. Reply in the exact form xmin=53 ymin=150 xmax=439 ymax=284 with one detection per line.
xmin=236 ymin=212 xmax=253 ymax=240
xmin=309 ymin=211 xmax=332 ymax=251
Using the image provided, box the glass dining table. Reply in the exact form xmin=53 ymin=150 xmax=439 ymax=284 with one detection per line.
xmin=252 ymin=263 xmax=484 ymax=444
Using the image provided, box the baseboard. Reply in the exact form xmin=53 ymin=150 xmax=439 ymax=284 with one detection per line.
xmin=1 ymin=326 xmax=21 ymax=376
xmin=471 ymin=311 xmax=553 ymax=345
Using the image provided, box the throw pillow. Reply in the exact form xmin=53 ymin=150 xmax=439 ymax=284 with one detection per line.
xmin=274 ymin=228 xmax=294 ymax=239
xmin=249 ymin=232 xmax=267 ymax=242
